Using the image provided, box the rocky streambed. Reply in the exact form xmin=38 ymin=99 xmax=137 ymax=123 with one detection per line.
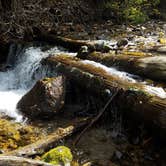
xmin=0 ymin=21 xmax=166 ymax=165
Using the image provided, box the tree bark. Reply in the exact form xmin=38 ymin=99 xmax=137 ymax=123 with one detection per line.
xmin=78 ymin=51 xmax=166 ymax=82
xmin=42 ymin=54 xmax=166 ymax=138
xmin=0 ymin=156 xmax=53 ymax=166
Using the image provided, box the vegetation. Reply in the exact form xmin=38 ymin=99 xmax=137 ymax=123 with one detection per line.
xmin=102 ymin=0 xmax=160 ymax=23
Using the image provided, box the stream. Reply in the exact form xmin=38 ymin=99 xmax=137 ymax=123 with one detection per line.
xmin=0 ymin=39 xmax=166 ymax=121
xmin=0 ymin=45 xmax=68 ymax=121
xmin=0 ymin=32 xmax=166 ymax=165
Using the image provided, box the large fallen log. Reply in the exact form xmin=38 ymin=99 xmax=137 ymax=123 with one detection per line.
xmin=42 ymin=54 xmax=166 ymax=138
xmin=78 ymin=51 xmax=166 ymax=82
xmin=3 ymin=119 xmax=89 ymax=157
xmin=34 ymin=32 xmax=111 ymax=52
xmin=0 ymin=156 xmax=53 ymax=166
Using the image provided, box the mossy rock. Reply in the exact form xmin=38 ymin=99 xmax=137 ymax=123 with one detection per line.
xmin=42 ymin=146 xmax=73 ymax=165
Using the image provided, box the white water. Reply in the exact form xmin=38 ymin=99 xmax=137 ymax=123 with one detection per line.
xmin=0 ymin=46 xmax=66 ymax=121
xmin=82 ymin=60 xmax=166 ymax=98
xmin=82 ymin=60 xmax=137 ymax=83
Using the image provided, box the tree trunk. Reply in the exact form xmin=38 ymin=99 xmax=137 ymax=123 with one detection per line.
xmin=78 ymin=51 xmax=166 ymax=82
xmin=42 ymin=54 xmax=166 ymax=138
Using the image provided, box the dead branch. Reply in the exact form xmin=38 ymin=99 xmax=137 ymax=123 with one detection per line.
xmin=73 ymin=90 xmax=118 ymax=145
xmin=3 ymin=119 xmax=90 ymax=157
xmin=0 ymin=156 xmax=53 ymax=166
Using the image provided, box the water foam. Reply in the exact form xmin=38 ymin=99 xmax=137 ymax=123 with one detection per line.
xmin=82 ymin=60 xmax=166 ymax=98
xmin=0 ymin=46 xmax=65 ymax=121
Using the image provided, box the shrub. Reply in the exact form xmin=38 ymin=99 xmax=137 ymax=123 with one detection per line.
xmin=102 ymin=0 xmax=160 ymax=24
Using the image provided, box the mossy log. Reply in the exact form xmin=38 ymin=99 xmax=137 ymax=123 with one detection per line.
xmin=42 ymin=54 xmax=166 ymax=137
xmin=78 ymin=51 xmax=166 ymax=82
xmin=3 ymin=119 xmax=89 ymax=157
xmin=0 ymin=156 xmax=53 ymax=166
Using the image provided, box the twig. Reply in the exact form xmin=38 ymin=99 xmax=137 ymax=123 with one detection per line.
xmin=73 ymin=89 xmax=119 ymax=146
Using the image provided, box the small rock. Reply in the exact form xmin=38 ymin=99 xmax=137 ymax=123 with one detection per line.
xmin=82 ymin=162 xmax=92 ymax=166
xmin=17 ymin=76 xmax=65 ymax=119
xmin=114 ymin=150 xmax=123 ymax=160
xmin=117 ymin=39 xmax=128 ymax=48
xmin=77 ymin=46 xmax=89 ymax=59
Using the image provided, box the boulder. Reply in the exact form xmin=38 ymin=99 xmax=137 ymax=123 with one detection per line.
xmin=17 ymin=76 xmax=65 ymax=119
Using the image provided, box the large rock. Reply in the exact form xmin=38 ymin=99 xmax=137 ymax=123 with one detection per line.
xmin=17 ymin=76 xmax=65 ymax=119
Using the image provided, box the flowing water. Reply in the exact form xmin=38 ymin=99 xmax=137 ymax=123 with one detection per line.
xmin=0 ymin=45 xmax=68 ymax=121
xmin=83 ymin=59 xmax=166 ymax=98
xmin=0 ymin=41 xmax=166 ymax=122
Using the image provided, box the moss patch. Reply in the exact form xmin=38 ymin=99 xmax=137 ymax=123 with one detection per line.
xmin=42 ymin=146 xmax=73 ymax=165
xmin=0 ymin=119 xmax=43 ymax=152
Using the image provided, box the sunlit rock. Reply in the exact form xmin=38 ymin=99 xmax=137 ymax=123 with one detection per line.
xmin=17 ymin=76 xmax=65 ymax=119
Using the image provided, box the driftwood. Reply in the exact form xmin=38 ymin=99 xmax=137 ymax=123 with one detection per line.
xmin=42 ymin=54 xmax=166 ymax=138
xmin=0 ymin=156 xmax=53 ymax=166
xmin=78 ymin=51 xmax=166 ymax=82
xmin=34 ymin=32 xmax=110 ymax=52
xmin=3 ymin=120 xmax=89 ymax=157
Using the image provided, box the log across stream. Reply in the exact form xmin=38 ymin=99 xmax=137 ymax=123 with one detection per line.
xmin=0 ymin=38 xmax=166 ymax=165
xmin=42 ymin=54 xmax=166 ymax=138
xmin=78 ymin=51 xmax=166 ymax=82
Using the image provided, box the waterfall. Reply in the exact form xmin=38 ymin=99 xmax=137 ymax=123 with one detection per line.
xmin=0 ymin=44 xmax=66 ymax=121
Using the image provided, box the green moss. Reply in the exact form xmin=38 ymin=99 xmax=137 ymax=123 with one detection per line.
xmin=42 ymin=146 xmax=73 ymax=165
xmin=0 ymin=119 xmax=42 ymax=151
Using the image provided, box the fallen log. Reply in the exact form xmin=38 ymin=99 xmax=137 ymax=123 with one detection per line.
xmin=78 ymin=51 xmax=166 ymax=82
xmin=0 ymin=156 xmax=53 ymax=166
xmin=42 ymin=54 xmax=166 ymax=138
xmin=3 ymin=119 xmax=89 ymax=157
xmin=34 ymin=32 xmax=111 ymax=52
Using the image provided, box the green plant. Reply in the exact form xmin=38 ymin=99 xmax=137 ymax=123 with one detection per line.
xmin=102 ymin=0 xmax=160 ymax=24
